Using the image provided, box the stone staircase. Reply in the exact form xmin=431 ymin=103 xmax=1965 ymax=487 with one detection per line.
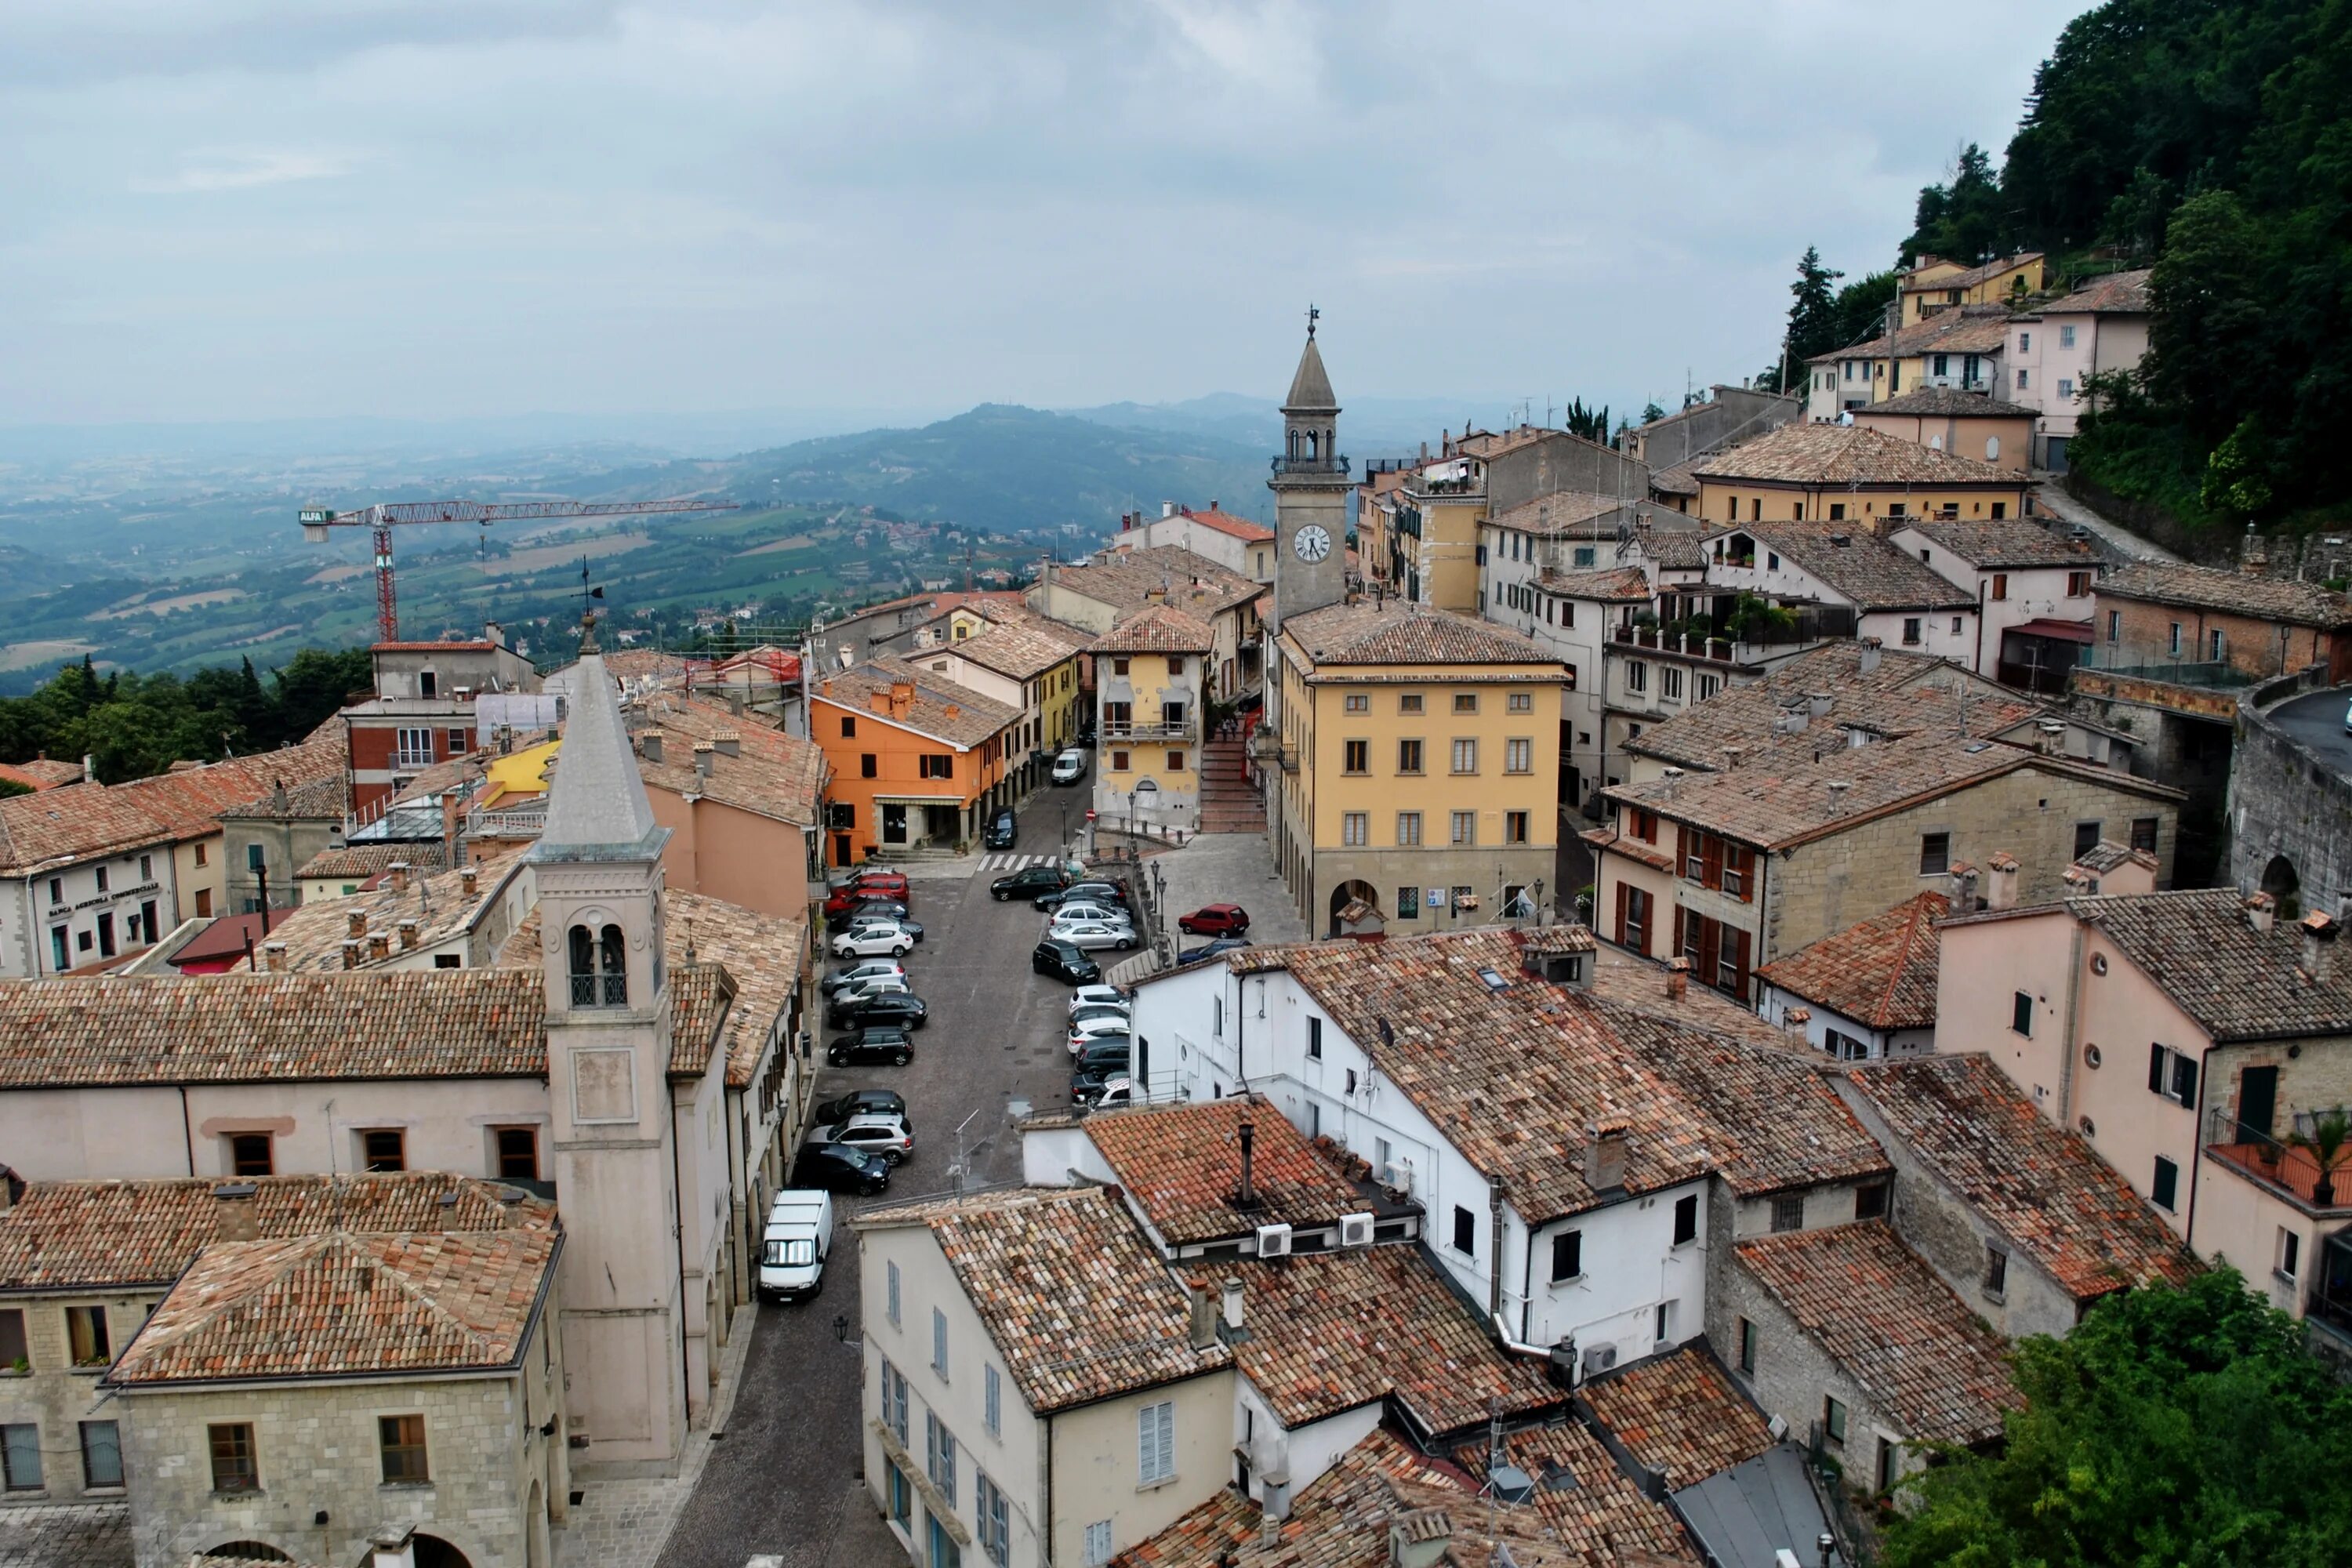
xmin=1196 ymin=739 xmax=1266 ymax=835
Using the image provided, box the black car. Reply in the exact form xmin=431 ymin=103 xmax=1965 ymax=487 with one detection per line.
xmin=984 ymin=808 xmax=1018 ymax=851
xmin=1178 ymin=938 xmax=1252 ymax=966
xmin=826 ymin=1026 xmax=916 ymax=1066
xmin=991 ymin=864 xmax=1069 ymax=902
xmin=826 ymin=898 xmax=913 ymax=933
xmin=812 ymin=1087 xmax=910 ymax=1128
xmin=1036 ymin=880 xmax=1132 ymax=912
xmin=826 ymin=993 xmax=930 ymax=1031
xmin=1032 ymin=938 xmax=1102 ymax=985
xmin=793 ymin=1142 xmax=890 ymax=1195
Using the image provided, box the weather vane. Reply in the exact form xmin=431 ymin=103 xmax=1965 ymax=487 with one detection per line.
xmin=1306 ymin=303 xmax=1319 ymax=339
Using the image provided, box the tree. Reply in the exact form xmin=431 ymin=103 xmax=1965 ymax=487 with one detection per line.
xmin=1885 ymin=1269 xmax=2352 ymax=1568
xmin=1786 ymin=246 xmax=1845 ymax=364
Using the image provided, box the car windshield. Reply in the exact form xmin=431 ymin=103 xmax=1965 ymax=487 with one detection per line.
xmin=763 ymin=1239 xmax=816 ymax=1266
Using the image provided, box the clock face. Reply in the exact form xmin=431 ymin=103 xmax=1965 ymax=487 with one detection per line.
xmin=1293 ymin=524 xmax=1333 ymax=564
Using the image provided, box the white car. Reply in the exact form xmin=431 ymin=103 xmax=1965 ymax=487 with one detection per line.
xmin=832 ymin=927 xmax=914 ymax=958
xmin=1069 ymin=1015 xmax=1133 ymax=1055
xmin=813 ymin=1112 xmax=914 ymax=1166
xmin=1051 ymin=902 xmax=1134 ymax=929
xmin=1049 ymin=920 xmax=1138 ymax=953
xmin=1051 ymin=749 xmax=1087 ymax=786
xmin=1069 ymin=985 xmax=1128 ymax=1015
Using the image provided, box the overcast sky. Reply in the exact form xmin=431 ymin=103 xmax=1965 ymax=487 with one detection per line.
xmin=0 ymin=0 xmax=2095 ymax=431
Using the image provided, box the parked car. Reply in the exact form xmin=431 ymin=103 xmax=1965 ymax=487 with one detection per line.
xmin=1068 ymin=984 xmax=1128 ymax=1015
xmin=811 ymin=1111 xmax=914 ymax=1166
xmin=826 ymin=897 xmax=913 ymax=933
xmin=826 ymin=992 xmax=929 ymax=1031
xmin=824 ymin=875 xmax=909 ymax=916
xmin=1178 ymin=903 xmax=1250 ymax=938
xmin=826 ymin=1026 xmax=916 ymax=1067
xmin=1051 ymin=749 xmax=1087 ymax=786
xmin=757 ymin=1190 xmax=833 ymax=1302
xmin=792 ymin=1141 xmax=890 ymax=1195
xmin=1037 ymin=880 xmax=1131 ymax=912
xmin=1177 ymin=938 xmax=1251 ymax=966
xmin=983 ymin=808 xmax=1019 ymax=851
xmin=831 ymin=926 xmax=914 ymax=960
xmin=811 ymin=1087 xmax=909 ymax=1129
xmin=992 ymin=864 xmax=1070 ymax=902
xmin=1033 ymin=938 xmax=1102 ymax=985
xmin=842 ymin=913 xmax=924 ymax=944
xmin=821 ymin=959 xmax=906 ymax=996
xmin=1051 ymin=902 xmax=1133 ymax=929
xmin=1047 ymin=920 xmax=1138 ymax=953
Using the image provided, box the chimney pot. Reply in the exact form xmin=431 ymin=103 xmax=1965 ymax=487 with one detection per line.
xmin=1221 ymin=1275 xmax=1245 ymax=1332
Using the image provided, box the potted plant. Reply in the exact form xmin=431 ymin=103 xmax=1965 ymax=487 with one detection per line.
xmin=2291 ymin=1105 xmax=2352 ymax=1205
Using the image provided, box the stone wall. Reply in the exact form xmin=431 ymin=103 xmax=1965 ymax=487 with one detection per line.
xmin=2228 ymin=670 xmax=2352 ymax=915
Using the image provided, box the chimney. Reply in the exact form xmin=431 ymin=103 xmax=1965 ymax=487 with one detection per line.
xmin=1221 ymin=1276 xmax=1246 ymax=1333
xmin=1858 ymin=636 xmax=1882 ymax=674
xmin=212 ymin=1181 xmax=260 ymax=1242
xmin=2247 ymin=892 xmax=2278 ymax=934
xmin=1984 ymin=851 xmax=2020 ymax=911
xmin=387 ymin=861 xmax=410 ymax=894
xmin=1585 ymin=1123 xmax=1629 ymax=1192
xmin=367 ymin=931 xmax=391 ymax=961
xmin=1807 ymin=691 xmax=1833 ymax=719
xmin=262 ymin=941 xmax=288 ymax=974
xmin=459 ymin=866 xmax=479 ymax=899
xmin=713 ymin=733 xmax=741 ymax=757
xmin=1235 ymin=1118 xmax=1259 ymax=1210
xmin=397 ymin=917 xmax=420 ymax=949
xmin=694 ymin=741 xmax=716 ymax=780
xmin=347 ymin=909 xmax=368 ymax=940
xmin=2301 ymin=910 xmax=2338 ymax=982
xmin=641 ymin=730 xmax=664 ymax=764
xmin=1187 ymin=1278 xmax=1219 ymax=1350
xmin=1783 ymin=1005 xmax=1812 ymax=1042
xmin=1666 ymin=956 xmax=1690 ymax=1000
xmin=339 ymin=938 xmax=362 ymax=969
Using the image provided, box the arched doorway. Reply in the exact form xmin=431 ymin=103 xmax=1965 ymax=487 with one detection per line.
xmin=2263 ymin=854 xmax=2302 ymax=917
xmin=1330 ymin=880 xmax=1381 ymax=938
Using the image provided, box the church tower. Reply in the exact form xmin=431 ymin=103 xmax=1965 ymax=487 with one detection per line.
xmin=1266 ymin=309 xmax=1348 ymax=633
xmin=528 ymin=624 xmax=689 ymax=1471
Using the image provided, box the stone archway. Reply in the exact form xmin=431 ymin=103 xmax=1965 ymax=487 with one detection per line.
xmin=2263 ymin=854 xmax=2302 ymax=918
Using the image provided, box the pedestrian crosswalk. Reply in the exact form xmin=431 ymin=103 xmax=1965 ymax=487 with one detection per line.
xmin=978 ymin=852 xmax=1060 ymax=872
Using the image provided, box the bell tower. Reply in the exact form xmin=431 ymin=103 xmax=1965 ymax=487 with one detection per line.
xmin=1266 ymin=307 xmax=1348 ymax=633
xmin=528 ymin=620 xmax=688 ymax=1471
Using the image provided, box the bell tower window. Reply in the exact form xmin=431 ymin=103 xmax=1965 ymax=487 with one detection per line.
xmin=568 ymin=923 xmax=629 ymax=1007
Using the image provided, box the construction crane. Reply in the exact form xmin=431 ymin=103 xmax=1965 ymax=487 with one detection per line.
xmin=298 ymin=497 xmax=739 ymax=642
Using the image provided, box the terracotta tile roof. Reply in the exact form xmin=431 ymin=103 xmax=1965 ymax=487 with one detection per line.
xmin=1858 ymin=387 xmax=2037 ymax=420
xmin=1900 ymin=252 xmax=2044 ymax=296
xmin=0 ymin=970 xmax=547 ymax=1087
xmin=1897 ymin=517 xmax=2095 ymax=568
xmin=2037 ymin=268 xmax=2150 ymax=315
xmin=1706 ymin=519 xmax=1980 ymax=611
xmin=0 ymin=1173 xmax=556 ymax=1292
xmin=1050 ymin=547 xmax=1265 ymax=622
xmin=858 ymin=1186 xmax=1229 ymax=1413
xmin=296 ymin=841 xmax=451 ymax=882
xmin=1282 ymin=602 xmax=1561 ymax=669
xmin=1466 ymin=1424 xmax=1701 ymax=1566
xmin=1840 ymin=1054 xmax=2194 ymax=1301
xmin=1604 ymin=728 xmax=2176 ymax=851
xmin=811 ymin=656 xmax=1021 ymax=749
xmin=107 ymin=1226 xmax=558 ymax=1385
xmin=1756 ymin=893 xmax=1948 ymax=1030
xmin=1624 ymin=642 xmax=2036 ymax=771
xmin=1579 ymin=1347 xmax=1775 ymax=1489
xmin=1225 ymin=927 xmax=1879 ymax=1218
xmin=2099 ymin=561 xmax=2352 ymax=630
xmin=0 ymin=757 xmax=84 ymax=790
xmin=1735 ymin=1221 xmax=2018 ymax=1446
xmin=1537 ymin=567 xmax=1653 ymax=603
xmin=1091 ymin=604 xmax=1218 ymax=657
xmin=1086 ymin=1097 xmax=1364 ymax=1246
xmin=1231 ymin=1246 xmax=1559 ymax=1435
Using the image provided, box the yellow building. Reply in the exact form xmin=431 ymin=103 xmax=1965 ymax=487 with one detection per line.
xmin=1259 ymin=600 xmax=1567 ymax=936
xmin=1898 ymin=251 xmax=2046 ymax=327
xmin=1089 ymin=605 xmax=1213 ymax=836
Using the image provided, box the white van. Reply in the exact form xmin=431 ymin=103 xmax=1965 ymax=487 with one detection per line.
xmin=759 ymin=1189 xmax=835 ymax=1302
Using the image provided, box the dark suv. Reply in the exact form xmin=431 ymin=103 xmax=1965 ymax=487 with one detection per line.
xmin=1032 ymin=938 xmax=1102 ymax=985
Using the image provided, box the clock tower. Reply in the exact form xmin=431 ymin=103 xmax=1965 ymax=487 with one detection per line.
xmin=1267 ymin=309 xmax=1348 ymax=633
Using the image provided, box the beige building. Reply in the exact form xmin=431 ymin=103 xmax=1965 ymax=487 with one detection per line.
xmin=1260 ymin=601 xmax=1567 ymax=935
xmin=1090 ymin=605 xmax=1215 ymax=837
xmin=854 ymin=1186 xmax=1233 ymax=1568
xmin=1588 ymin=726 xmax=2183 ymax=1001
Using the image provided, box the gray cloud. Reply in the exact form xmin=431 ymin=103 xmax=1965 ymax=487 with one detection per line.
xmin=0 ymin=0 xmax=2095 ymax=429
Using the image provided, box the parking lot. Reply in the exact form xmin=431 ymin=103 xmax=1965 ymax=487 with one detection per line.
xmin=655 ymin=806 xmax=1166 ymax=1568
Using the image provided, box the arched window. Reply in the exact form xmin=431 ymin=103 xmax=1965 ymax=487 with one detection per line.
xmin=568 ymin=924 xmax=629 ymax=1007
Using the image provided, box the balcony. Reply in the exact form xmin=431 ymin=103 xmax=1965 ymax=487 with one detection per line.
xmin=1271 ymin=453 xmax=1352 ymax=477
xmin=2205 ymin=1109 xmax=2352 ymax=1215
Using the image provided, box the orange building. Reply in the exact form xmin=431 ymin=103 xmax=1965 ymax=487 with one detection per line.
xmin=809 ymin=657 xmax=1020 ymax=865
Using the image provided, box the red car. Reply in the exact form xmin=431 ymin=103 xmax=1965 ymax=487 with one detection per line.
xmin=1178 ymin=903 xmax=1250 ymax=938
xmin=826 ymin=873 xmax=909 ymax=916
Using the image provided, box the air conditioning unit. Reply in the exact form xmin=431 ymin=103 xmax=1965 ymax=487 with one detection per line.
xmin=1254 ymin=1223 xmax=1294 ymax=1258
xmin=1581 ymin=1343 xmax=1620 ymax=1377
xmin=1337 ymin=1212 xmax=1374 ymax=1248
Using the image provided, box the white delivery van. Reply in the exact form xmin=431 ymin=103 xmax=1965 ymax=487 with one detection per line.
xmin=759 ymin=1189 xmax=835 ymax=1302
